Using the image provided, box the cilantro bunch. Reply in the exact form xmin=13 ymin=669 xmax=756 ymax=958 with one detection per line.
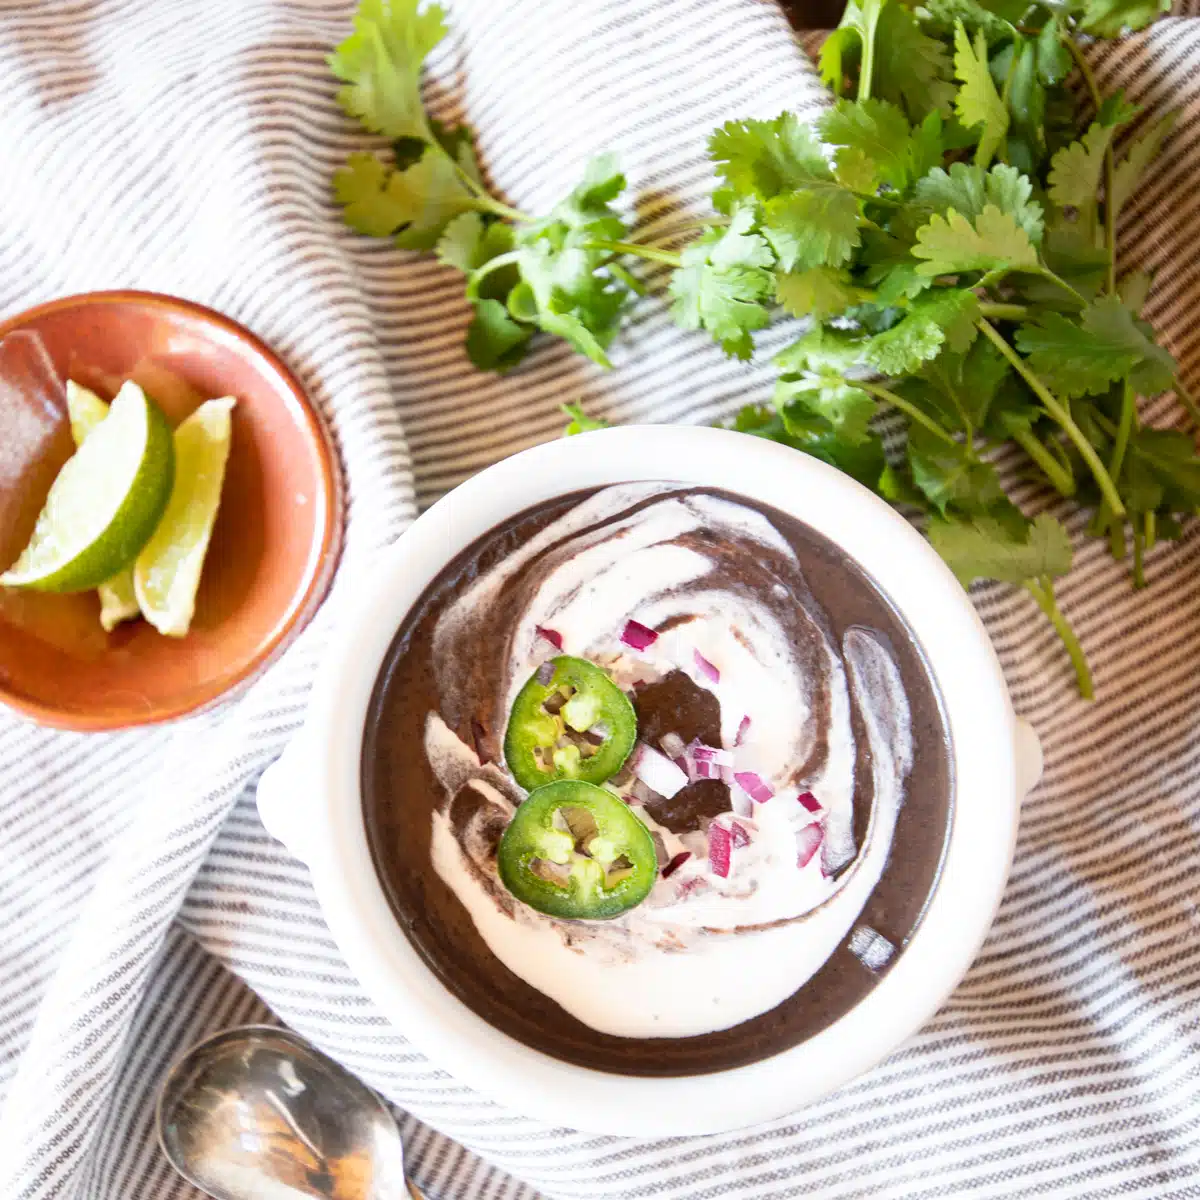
xmin=330 ymin=0 xmax=642 ymax=371
xmin=330 ymin=0 xmax=1196 ymax=699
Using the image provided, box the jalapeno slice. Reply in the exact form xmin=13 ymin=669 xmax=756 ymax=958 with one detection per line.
xmin=497 ymin=781 xmax=657 ymax=919
xmin=503 ymin=655 xmax=637 ymax=790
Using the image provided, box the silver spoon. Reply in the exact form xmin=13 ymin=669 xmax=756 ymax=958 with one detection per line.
xmin=156 ymin=1024 xmax=425 ymax=1200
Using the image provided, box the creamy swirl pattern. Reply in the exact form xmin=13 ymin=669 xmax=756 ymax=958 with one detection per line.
xmin=426 ymin=484 xmax=914 ymax=1038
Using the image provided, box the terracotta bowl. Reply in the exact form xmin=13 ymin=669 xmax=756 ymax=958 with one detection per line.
xmin=0 ymin=291 xmax=343 ymax=731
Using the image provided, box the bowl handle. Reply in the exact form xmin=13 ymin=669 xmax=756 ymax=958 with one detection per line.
xmin=1014 ymin=716 xmax=1043 ymax=798
xmin=256 ymin=744 xmax=314 ymax=865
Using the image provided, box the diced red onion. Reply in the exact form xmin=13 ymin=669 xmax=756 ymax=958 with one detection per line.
xmin=535 ymin=661 xmax=555 ymax=686
xmin=730 ymin=821 xmax=751 ymax=848
xmin=621 ymin=619 xmax=658 ymax=651
xmin=734 ymin=771 xmax=775 ymax=804
xmin=659 ymin=732 xmax=686 ymax=760
xmin=631 ymin=743 xmax=688 ymax=799
xmin=693 ymin=649 xmax=720 ymax=683
xmin=796 ymin=822 xmax=823 ymax=868
xmin=734 ymin=715 xmax=751 ymax=747
xmin=689 ymin=740 xmax=732 ymax=766
xmin=694 ymin=758 xmax=722 ymax=780
xmin=536 ymin=626 xmax=563 ymax=650
xmin=662 ymin=851 xmax=691 ymax=879
xmin=797 ymin=790 xmax=820 ymax=813
xmin=709 ymin=823 xmax=732 ymax=877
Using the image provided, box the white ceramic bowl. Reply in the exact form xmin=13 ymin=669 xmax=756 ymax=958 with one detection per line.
xmin=258 ymin=425 xmax=1041 ymax=1137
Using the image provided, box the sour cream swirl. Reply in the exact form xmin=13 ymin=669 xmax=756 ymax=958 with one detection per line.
xmin=426 ymin=484 xmax=914 ymax=1038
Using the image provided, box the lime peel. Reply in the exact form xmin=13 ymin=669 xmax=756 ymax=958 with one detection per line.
xmin=65 ymin=381 xmax=142 ymax=630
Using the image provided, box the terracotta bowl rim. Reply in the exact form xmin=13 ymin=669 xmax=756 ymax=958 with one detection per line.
xmin=0 ymin=288 xmax=345 ymax=732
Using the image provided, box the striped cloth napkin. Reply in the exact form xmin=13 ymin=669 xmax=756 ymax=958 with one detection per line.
xmin=3 ymin=1 xmax=1200 ymax=1197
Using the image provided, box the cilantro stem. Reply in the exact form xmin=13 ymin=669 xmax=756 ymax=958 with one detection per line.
xmin=976 ymin=318 xmax=1126 ymax=517
xmin=1173 ymin=377 xmax=1200 ymax=429
xmin=473 ymin=194 xmax=533 ymax=223
xmin=980 ymin=265 xmax=1086 ymax=308
xmin=858 ymin=381 xmax=960 ymax=447
xmin=1089 ymin=379 xmax=1135 ymax=540
xmin=608 ymin=260 xmax=647 ymax=297
xmin=1063 ymin=35 xmax=1117 ymax=294
xmin=1025 ymin=577 xmax=1094 ymax=700
xmin=978 ymin=302 xmax=1029 ymax=321
xmin=1010 ymin=425 xmax=1075 ymax=496
xmin=858 ymin=3 xmax=882 ymax=102
xmin=583 ymin=238 xmax=683 ymax=267
xmin=464 ymin=250 xmax=520 ymax=301
xmin=449 ymin=160 xmax=532 ymax=224
xmin=1145 ymin=510 xmax=1157 ymax=550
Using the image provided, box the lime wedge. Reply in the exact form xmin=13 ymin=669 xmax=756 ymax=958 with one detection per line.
xmin=65 ymin=381 xmax=143 ymax=630
xmin=66 ymin=380 xmax=110 ymax=444
xmin=98 ymin=570 xmax=140 ymax=632
xmin=134 ymin=398 xmax=235 ymax=637
xmin=1 ymin=381 xmax=174 ymax=592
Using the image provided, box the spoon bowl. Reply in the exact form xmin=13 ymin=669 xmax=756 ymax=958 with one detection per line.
xmin=156 ymin=1024 xmax=420 ymax=1200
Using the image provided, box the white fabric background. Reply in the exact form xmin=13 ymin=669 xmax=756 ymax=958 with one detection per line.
xmin=3 ymin=1 xmax=1200 ymax=1197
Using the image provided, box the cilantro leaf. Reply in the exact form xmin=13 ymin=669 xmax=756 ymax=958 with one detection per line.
xmin=818 ymin=99 xmax=914 ymax=193
xmin=731 ymin=403 xmax=888 ymax=489
xmin=562 ymin=403 xmax=609 ymax=435
xmin=774 ymin=375 xmax=878 ymax=446
xmin=907 ymin=425 xmax=1008 ymax=514
xmin=709 ymin=115 xmax=829 ymax=200
xmin=1038 ymin=227 xmax=1110 ymax=301
xmin=330 ymin=0 xmax=446 ymax=141
xmin=1036 ymin=18 xmax=1072 ymax=86
xmin=1125 ymin=428 xmax=1200 ymax=510
xmin=434 ymin=211 xmax=485 ymax=270
xmin=902 ymin=335 xmax=1011 ymax=434
xmin=465 ymin=299 xmax=533 ymax=372
xmin=1111 ymin=111 xmax=1177 ymax=217
xmin=863 ymin=288 xmax=980 ymax=375
xmin=922 ymin=0 xmax=1014 ymax=43
xmin=334 ymin=150 xmax=475 ymax=247
xmin=525 ymin=153 xmax=627 ymax=235
xmin=913 ymin=162 xmax=1044 ymax=243
xmin=775 ymin=267 xmax=865 ymax=319
xmin=909 ymin=111 xmax=950 ymax=179
xmin=763 ymin=182 xmax=864 ymax=271
xmin=774 ymin=324 xmax=866 ymax=376
xmin=1015 ymin=296 xmax=1174 ymax=397
xmin=953 ymin=21 xmax=1008 ymax=167
xmin=1118 ymin=268 xmax=1153 ymax=316
xmin=1046 ymin=122 xmax=1114 ymax=210
xmin=670 ymin=205 xmax=775 ymax=359
xmin=1073 ymin=0 xmax=1171 ymax=37
xmin=912 ymin=204 xmax=1038 ymax=275
xmin=858 ymin=229 xmax=934 ymax=305
xmin=1081 ymin=295 xmax=1177 ymax=395
xmin=928 ymin=511 xmax=1073 ymax=586
xmin=502 ymin=155 xmax=635 ymax=367
xmin=872 ymin=1 xmax=957 ymax=121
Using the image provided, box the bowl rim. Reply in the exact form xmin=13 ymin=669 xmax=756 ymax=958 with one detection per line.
xmin=267 ymin=425 xmax=1022 ymax=1136
xmin=0 ymin=289 xmax=344 ymax=731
